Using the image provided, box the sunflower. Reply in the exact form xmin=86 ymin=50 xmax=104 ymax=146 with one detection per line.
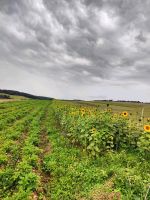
xmin=122 ymin=111 xmax=128 ymax=117
xmin=144 ymin=125 xmax=150 ymax=132
xmin=90 ymin=128 xmax=97 ymax=134
xmin=70 ymin=112 xmax=75 ymax=116
xmin=80 ymin=108 xmax=85 ymax=113
xmin=147 ymin=118 xmax=150 ymax=122
xmin=108 ymin=108 xmax=112 ymax=112
xmin=87 ymin=111 xmax=91 ymax=116
xmin=113 ymin=113 xmax=118 ymax=117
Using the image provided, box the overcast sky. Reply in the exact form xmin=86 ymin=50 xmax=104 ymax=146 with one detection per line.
xmin=0 ymin=0 xmax=149 ymax=101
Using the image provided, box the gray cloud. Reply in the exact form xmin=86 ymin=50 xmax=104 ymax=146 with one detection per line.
xmin=0 ymin=0 xmax=149 ymax=101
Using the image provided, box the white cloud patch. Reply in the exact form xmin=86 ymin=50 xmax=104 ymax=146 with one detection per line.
xmin=98 ymin=9 xmax=119 ymax=30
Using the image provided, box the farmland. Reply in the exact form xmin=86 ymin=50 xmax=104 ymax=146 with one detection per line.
xmin=0 ymin=100 xmax=150 ymax=200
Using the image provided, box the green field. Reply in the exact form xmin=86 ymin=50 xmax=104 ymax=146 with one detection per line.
xmin=71 ymin=100 xmax=150 ymax=119
xmin=0 ymin=93 xmax=29 ymax=102
xmin=0 ymin=100 xmax=150 ymax=200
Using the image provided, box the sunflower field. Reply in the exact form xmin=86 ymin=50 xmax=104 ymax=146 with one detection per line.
xmin=53 ymin=101 xmax=150 ymax=157
xmin=0 ymin=99 xmax=150 ymax=200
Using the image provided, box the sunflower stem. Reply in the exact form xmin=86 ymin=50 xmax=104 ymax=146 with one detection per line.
xmin=141 ymin=107 xmax=144 ymax=126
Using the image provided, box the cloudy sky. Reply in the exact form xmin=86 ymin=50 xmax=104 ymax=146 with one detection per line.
xmin=0 ymin=0 xmax=149 ymax=101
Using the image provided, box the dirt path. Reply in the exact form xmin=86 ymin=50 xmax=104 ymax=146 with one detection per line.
xmin=0 ymin=99 xmax=20 ymax=103
xmin=32 ymin=106 xmax=51 ymax=200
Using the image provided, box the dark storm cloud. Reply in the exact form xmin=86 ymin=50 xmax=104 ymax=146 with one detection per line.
xmin=0 ymin=0 xmax=149 ymax=101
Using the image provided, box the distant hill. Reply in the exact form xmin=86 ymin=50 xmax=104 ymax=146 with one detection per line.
xmin=93 ymin=99 xmax=142 ymax=103
xmin=0 ymin=89 xmax=53 ymax=100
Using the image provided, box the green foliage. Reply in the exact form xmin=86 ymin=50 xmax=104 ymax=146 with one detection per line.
xmin=53 ymin=102 xmax=144 ymax=157
xmin=43 ymin=112 xmax=150 ymax=200
xmin=137 ymin=131 xmax=150 ymax=158
xmin=0 ymin=100 xmax=50 ymax=199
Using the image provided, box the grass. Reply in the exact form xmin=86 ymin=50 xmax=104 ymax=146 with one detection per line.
xmin=80 ymin=100 xmax=150 ymax=117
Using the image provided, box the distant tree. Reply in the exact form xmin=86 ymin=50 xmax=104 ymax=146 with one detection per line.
xmin=0 ymin=94 xmax=10 ymax=99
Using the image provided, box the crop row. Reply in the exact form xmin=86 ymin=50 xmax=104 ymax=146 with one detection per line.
xmin=0 ymin=103 xmax=45 ymax=167
xmin=0 ymin=100 xmax=36 ymax=111
xmin=0 ymin=101 xmax=51 ymax=199
xmin=0 ymin=101 xmax=36 ymax=116
xmin=0 ymin=101 xmax=42 ymax=131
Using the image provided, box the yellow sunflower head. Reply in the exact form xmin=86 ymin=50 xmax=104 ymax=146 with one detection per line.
xmin=90 ymin=128 xmax=97 ymax=134
xmin=108 ymin=108 xmax=112 ymax=112
xmin=147 ymin=118 xmax=150 ymax=122
xmin=122 ymin=111 xmax=128 ymax=117
xmin=81 ymin=113 xmax=85 ymax=117
xmin=80 ymin=108 xmax=85 ymax=113
xmin=113 ymin=113 xmax=118 ymax=118
xmin=144 ymin=125 xmax=150 ymax=132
